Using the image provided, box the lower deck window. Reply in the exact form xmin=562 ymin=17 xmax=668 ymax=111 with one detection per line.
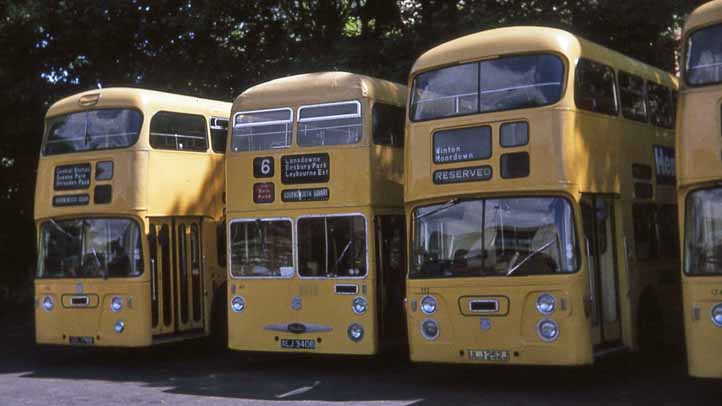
xmin=230 ymin=219 xmax=293 ymax=277
xmin=685 ymin=188 xmax=722 ymax=275
xmin=37 ymin=218 xmax=143 ymax=278
xmin=411 ymin=197 xmax=577 ymax=279
xmin=297 ymin=215 xmax=367 ymax=277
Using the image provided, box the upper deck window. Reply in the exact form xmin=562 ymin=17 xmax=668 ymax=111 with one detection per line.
xmin=647 ymin=82 xmax=675 ymax=129
xmin=372 ymin=103 xmax=405 ymax=147
xmin=298 ymin=101 xmax=363 ymax=146
xmin=43 ymin=109 xmax=142 ymax=155
xmin=618 ymin=71 xmax=648 ymax=123
xmin=232 ymin=108 xmax=292 ymax=152
xmin=575 ymin=59 xmax=618 ymax=116
xmin=210 ymin=117 xmax=229 ymax=153
xmin=150 ymin=111 xmax=208 ymax=152
xmin=410 ymin=54 xmax=564 ymax=121
xmin=686 ymin=23 xmax=722 ymax=86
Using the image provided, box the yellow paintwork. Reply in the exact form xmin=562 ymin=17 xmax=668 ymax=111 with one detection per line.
xmin=677 ymin=0 xmax=722 ymax=378
xmin=405 ymin=27 xmax=678 ymax=365
xmin=34 ymin=88 xmax=230 ymax=347
xmin=226 ymin=72 xmax=407 ymax=355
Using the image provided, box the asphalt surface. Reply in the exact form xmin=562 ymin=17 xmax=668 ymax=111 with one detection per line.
xmin=0 ymin=312 xmax=719 ymax=405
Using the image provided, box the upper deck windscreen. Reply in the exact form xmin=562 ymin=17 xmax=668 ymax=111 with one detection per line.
xmin=686 ymin=23 xmax=722 ymax=86
xmin=410 ymin=54 xmax=564 ymax=121
xmin=43 ymin=109 xmax=142 ymax=155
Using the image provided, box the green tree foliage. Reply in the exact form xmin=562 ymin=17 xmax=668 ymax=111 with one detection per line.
xmin=0 ymin=0 xmax=710 ymax=287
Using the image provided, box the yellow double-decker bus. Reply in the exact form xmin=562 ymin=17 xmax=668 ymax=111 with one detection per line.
xmin=34 ymin=88 xmax=231 ymax=347
xmin=677 ymin=0 xmax=722 ymax=378
xmin=226 ymin=72 xmax=407 ymax=355
xmin=404 ymin=27 xmax=680 ymax=365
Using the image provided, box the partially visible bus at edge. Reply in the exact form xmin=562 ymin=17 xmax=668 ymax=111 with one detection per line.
xmin=404 ymin=27 xmax=681 ymax=365
xmin=35 ymin=88 xmax=231 ymax=347
xmin=226 ymin=72 xmax=407 ymax=355
xmin=678 ymin=0 xmax=722 ymax=378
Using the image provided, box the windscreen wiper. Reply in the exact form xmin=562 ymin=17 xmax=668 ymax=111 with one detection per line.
xmin=415 ymin=198 xmax=461 ymax=221
xmin=506 ymin=238 xmax=557 ymax=276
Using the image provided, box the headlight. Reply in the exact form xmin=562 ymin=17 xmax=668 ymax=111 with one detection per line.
xmin=711 ymin=304 xmax=722 ymax=327
xmin=421 ymin=296 xmax=437 ymax=315
xmin=352 ymin=297 xmax=367 ymax=315
xmin=536 ymin=293 xmax=556 ymax=315
xmin=537 ymin=319 xmax=559 ymax=342
xmin=42 ymin=296 xmax=54 ymax=312
xmin=347 ymin=323 xmax=364 ymax=342
xmin=110 ymin=296 xmax=123 ymax=313
xmin=231 ymin=296 xmax=246 ymax=313
xmin=421 ymin=319 xmax=440 ymax=340
xmin=114 ymin=320 xmax=125 ymax=333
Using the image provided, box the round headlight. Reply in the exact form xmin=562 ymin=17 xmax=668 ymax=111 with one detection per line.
xmin=231 ymin=296 xmax=246 ymax=313
xmin=537 ymin=319 xmax=559 ymax=342
xmin=421 ymin=319 xmax=440 ymax=340
xmin=114 ymin=320 xmax=125 ymax=333
xmin=536 ymin=293 xmax=556 ymax=315
xmin=421 ymin=296 xmax=437 ymax=315
xmin=352 ymin=297 xmax=368 ymax=315
xmin=347 ymin=323 xmax=364 ymax=342
xmin=711 ymin=304 xmax=722 ymax=327
xmin=42 ymin=296 xmax=54 ymax=312
xmin=110 ymin=296 xmax=123 ymax=313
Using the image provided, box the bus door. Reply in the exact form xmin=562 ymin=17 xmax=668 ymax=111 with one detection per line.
xmin=175 ymin=219 xmax=205 ymax=332
xmin=375 ymin=215 xmax=406 ymax=348
xmin=581 ymin=195 xmax=622 ymax=347
xmin=149 ymin=218 xmax=205 ymax=337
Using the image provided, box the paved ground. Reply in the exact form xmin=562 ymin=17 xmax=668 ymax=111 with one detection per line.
xmin=0 ymin=313 xmax=719 ymax=405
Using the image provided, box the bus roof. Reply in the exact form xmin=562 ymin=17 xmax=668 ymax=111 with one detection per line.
xmin=684 ymin=0 xmax=722 ymax=33
xmin=232 ymin=71 xmax=406 ymax=112
xmin=46 ymin=87 xmax=231 ymax=119
xmin=411 ymin=26 xmax=677 ymax=89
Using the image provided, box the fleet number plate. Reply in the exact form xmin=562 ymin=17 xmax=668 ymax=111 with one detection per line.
xmin=280 ymin=339 xmax=316 ymax=350
xmin=468 ymin=349 xmax=509 ymax=362
xmin=69 ymin=336 xmax=95 ymax=345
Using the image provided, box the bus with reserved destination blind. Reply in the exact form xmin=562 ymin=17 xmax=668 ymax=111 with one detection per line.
xmin=34 ymin=88 xmax=231 ymax=347
xmin=404 ymin=26 xmax=682 ymax=365
xmin=226 ymin=72 xmax=407 ymax=355
xmin=677 ymin=0 xmax=722 ymax=378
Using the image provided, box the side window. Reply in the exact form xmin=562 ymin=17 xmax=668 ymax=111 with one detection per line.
xmin=647 ymin=82 xmax=674 ymax=129
xmin=618 ymin=71 xmax=647 ymax=123
xmin=575 ymin=59 xmax=619 ymax=116
xmin=150 ymin=111 xmax=208 ymax=152
xmin=216 ymin=221 xmax=226 ymax=267
xmin=633 ymin=203 xmax=658 ymax=260
xmin=372 ymin=103 xmax=405 ymax=147
xmin=210 ymin=117 xmax=229 ymax=154
xmin=657 ymin=205 xmax=680 ymax=259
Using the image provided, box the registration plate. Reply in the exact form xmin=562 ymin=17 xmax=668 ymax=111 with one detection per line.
xmin=68 ymin=336 xmax=95 ymax=345
xmin=468 ymin=349 xmax=509 ymax=362
xmin=280 ymin=339 xmax=316 ymax=350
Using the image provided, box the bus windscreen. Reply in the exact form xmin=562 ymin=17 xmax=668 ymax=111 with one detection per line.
xmin=411 ymin=197 xmax=577 ymax=279
xmin=37 ymin=218 xmax=144 ymax=278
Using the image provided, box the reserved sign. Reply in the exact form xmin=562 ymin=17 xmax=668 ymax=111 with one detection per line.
xmin=53 ymin=194 xmax=90 ymax=207
xmin=433 ymin=165 xmax=492 ymax=184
